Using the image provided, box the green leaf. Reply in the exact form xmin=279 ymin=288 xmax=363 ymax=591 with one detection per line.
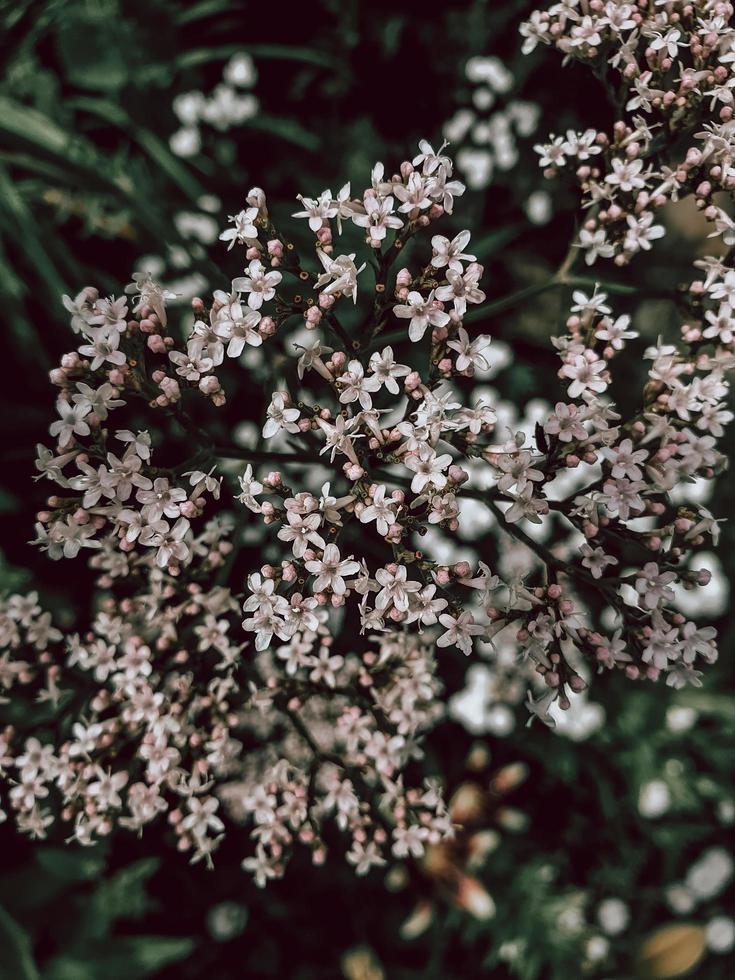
xmin=0 ymin=487 xmax=19 ymax=514
xmin=35 ymin=848 xmax=107 ymax=883
xmin=173 ymin=0 xmax=233 ymax=26
xmin=247 ymin=113 xmax=320 ymax=152
xmin=176 ymin=42 xmax=336 ymax=70
xmin=0 ymin=95 xmax=174 ymax=244
xmin=472 ymin=223 xmax=526 ymax=259
xmin=65 ymin=96 xmax=207 ymax=204
xmin=44 ymin=937 xmax=195 ymax=980
xmin=676 ymin=690 xmax=735 ymax=722
xmin=0 ymin=905 xmax=41 ymax=980
xmin=0 ymin=96 xmax=134 ymax=201
xmin=0 ymin=95 xmax=71 ymax=158
xmin=81 ymin=859 xmax=161 ymax=941
xmin=0 ymin=166 xmax=67 ymax=298
xmin=55 ymin=14 xmax=130 ymax=92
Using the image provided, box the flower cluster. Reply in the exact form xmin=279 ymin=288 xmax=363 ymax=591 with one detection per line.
xmin=1 ymin=16 xmax=734 ymax=888
xmin=170 ymin=52 xmax=259 ymax=159
xmin=444 ymin=55 xmax=544 ymax=208
xmin=525 ymin=0 xmax=735 ymax=264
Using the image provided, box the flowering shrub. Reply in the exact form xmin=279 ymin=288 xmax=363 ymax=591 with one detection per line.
xmin=1 ymin=1 xmax=734 ymax=907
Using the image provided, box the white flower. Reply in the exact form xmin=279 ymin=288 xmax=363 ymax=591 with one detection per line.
xmin=95 ymin=296 xmax=128 ymax=332
xmin=597 ymin=898 xmax=630 ymax=937
xmin=374 ymin=566 xmax=421 ymax=613
xmin=319 ymin=482 xmax=353 ymax=526
xmin=137 ymin=478 xmax=187 ymax=522
xmin=570 ymin=289 xmax=611 ymax=317
xmin=405 ymin=585 xmax=448 ymax=628
xmin=561 ymin=355 xmax=607 ymax=399
xmin=544 ymin=403 xmax=587 ymax=442
xmin=519 ymin=11 xmax=550 ymax=54
xmin=337 ymin=359 xmax=381 ymax=410
xmin=308 ymin=648 xmax=345 ymax=688
xmin=706 ymin=916 xmax=735 ymax=954
xmin=426 ymin=164 xmax=465 ymax=213
xmin=359 ymin=486 xmax=397 ymax=537
xmin=602 ymin=438 xmax=648 ymax=480
xmin=352 ymin=193 xmax=403 ymax=242
xmin=580 ymin=545 xmax=618 ymax=579
xmin=49 ymin=401 xmax=91 ymax=448
xmin=446 ymin=328 xmax=491 ymax=371
xmin=562 ymin=129 xmax=601 ymax=161
xmin=434 ymin=266 xmax=486 ymax=317
xmin=412 ymin=138 xmax=452 ymax=175
xmin=535 ymin=135 xmax=568 ymax=168
xmin=232 ymin=259 xmax=282 ymax=310
xmin=125 ymin=271 xmax=176 ymax=326
xmin=315 ymin=251 xmax=365 ymax=303
xmin=214 ymin=302 xmax=262 ymax=356
xmin=78 ymin=331 xmax=127 ymax=371
xmin=153 ymin=517 xmax=191 ymax=568
xmin=170 ymin=127 xmax=200 ymax=158
xmin=219 ymin=207 xmax=259 ymax=249
xmin=504 ymin=486 xmax=548 ymax=524
xmin=292 ymin=189 xmax=338 ymax=231
xmin=262 ymin=393 xmax=300 ymax=439
xmin=431 ymin=230 xmax=476 ymax=271
xmin=368 ymin=347 xmax=410 ymax=393
xmin=173 ymin=91 xmax=205 ymax=126
xmin=496 ymin=450 xmax=544 ymax=495
xmin=347 ymin=840 xmax=387 ymax=876
xmin=525 ymin=689 xmax=557 ymax=728
xmin=393 ymin=290 xmax=450 ymax=342
xmin=169 ymin=350 xmax=213 ymax=380
xmin=304 ymin=544 xmax=360 ymax=594
xmin=242 ymin=845 xmax=277 ymax=887
xmin=650 ymin=28 xmax=683 ymax=58
xmin=224 ymin=52 xmax=257 ymax=87
xmin=569 ymin=15 xmax=602 ymax=48
xmin=578 ymin=227 xmax=615 ymax=264
xmin=595 ymin=314 xmax=637 ymax=349
xmin=238 ymin=465 xmax=263 ymax=512
xmin=317 ymin=415 xmax=362 ymax=466
xmin=638 ymin=779 xmax=671 ymax=818
xmin=296 ymin=339 xmax=334 ymax=380
xmin=404 ymin=445 xmax=453 ymax=493
xmin=181 ymin=797 xmax=224 ymax=838
xmin=600 ymin=478 xmax=645 ymax=522
xmin=624 ymin=212 xmax=665 ymax=253
xmin=87 ymin=767 xmax=128 ymax=809
xmin=277 ymin=511 xmax=326 ymax=559
xmin=62 ymin=289 xmax=103 ymax=333
xmin=72 ymin=382 xmax=125 ymax=421
xmin=391 ymin=823 xmax=429 ymax=858
xmin=635 ymin=562 xmax=676 ymax=610
xmin=394 ymin=172 xmax=432 ymax=214
xmin=605 ymin=157 xmax=647 ymax=193
xmin=437 ymin=611 xmax=485 ymax=655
